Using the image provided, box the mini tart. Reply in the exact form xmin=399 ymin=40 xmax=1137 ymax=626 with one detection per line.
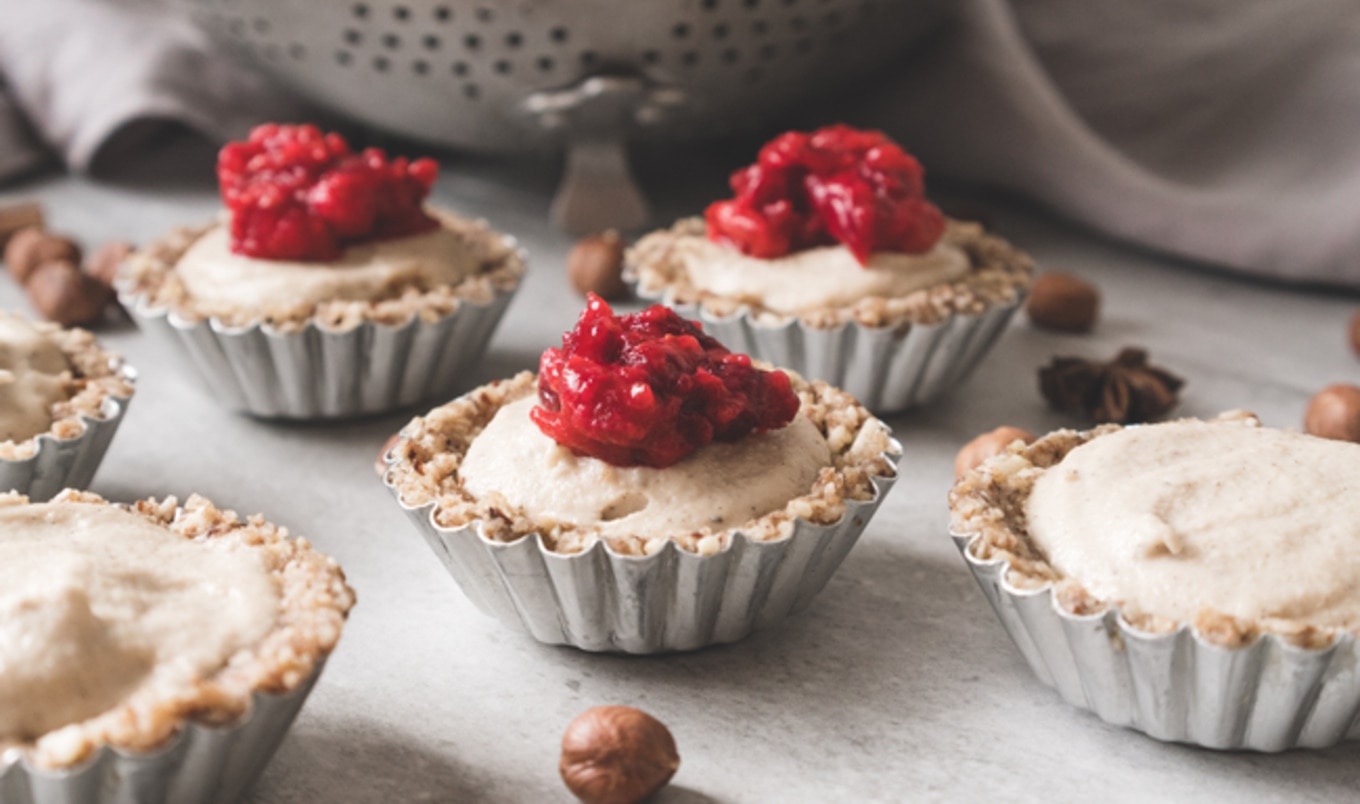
xmin=120 ymin=209 xmax=525 ymax=333
xmin=627 ymin=217 xmax=1032 ymax=329
xmin=0 ymin=490 xmax=354 ymax=770
xmin=949 ymin=411 xmax=1342 ymax=649
xmin=387 ymin=370 xmax=897 ymax=556
xmin=0 ymin=322 xmax=134 ymax=462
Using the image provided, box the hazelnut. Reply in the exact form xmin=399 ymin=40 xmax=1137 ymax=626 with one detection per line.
xmin=0 ymin=202 xmax=44 ymax=251
xmin=567 ymin=231 xmax=628 ymax=301
xmin=955 ymin=426 xmax=1034 ymax=478
xmin=1304 ymin=384 xmax=1360 ymax=443
xmin=560 ymin=706 xmax=680 ymax=804
xmin=4 ymin=227 xmax=81 ymax=285
xmin=27 ymin=260 xmax=113 ymax=327
xmin=86 ymin=240 xmax=135 ymax=287
xmin=1026 ymin=272 xmax=1100 ymax=333
xmin=1349 ymin=311 xmax=1360 ymax=358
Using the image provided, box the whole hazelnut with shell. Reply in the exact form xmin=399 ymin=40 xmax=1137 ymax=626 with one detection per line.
xmin=27 ymin=261 xmax=113 ymax=327
xmin=1026 ymin=272 xmax=1100 ymax=333
xmin=4 ymin=227 xmax=81 ymax=285
xmin=1304 ymin=384 xmax=1360 ymax=443
xmin=560 ymin=706 xmax=680 ymax=804
xmin=955 ymin=426 xmax=1035 ymax=478
xmin=567 ymin=231 xmax=628 ymax=301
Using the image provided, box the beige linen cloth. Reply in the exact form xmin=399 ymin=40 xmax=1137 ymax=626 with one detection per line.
xmin=1 ymin=0 xmax=1358 ymax=286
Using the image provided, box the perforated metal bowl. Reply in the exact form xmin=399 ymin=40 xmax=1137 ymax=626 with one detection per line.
xmin=171 ymin=0 xmax=949 ymax=231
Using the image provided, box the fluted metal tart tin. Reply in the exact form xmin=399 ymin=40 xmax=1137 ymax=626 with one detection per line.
xmin=386 ymin=441 xmax=901 ymax=654
xmin=0 ymin=663 xmax=323 ymax=804
xmin=121 ymin=281 xmax=520 ymax=420
xmin=0 ymin=362 xmax=135 ymax=502
xmin=636 ymin=290 xmax=1023 ymax=414
xmin=951 ymin=530 xmax=1360 ymax=751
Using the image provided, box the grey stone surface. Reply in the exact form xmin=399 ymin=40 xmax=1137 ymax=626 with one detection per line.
xmin=2 ymin=149 xmax=1359 ymax=803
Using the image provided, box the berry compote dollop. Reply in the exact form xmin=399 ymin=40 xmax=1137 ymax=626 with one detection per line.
xmin=705 ymin=124 xmax=946 ymax=265
xmin=217 ymin=123 xmax=440 ymax=261
xmin=532 ymin=295 xmax=801 ymax=468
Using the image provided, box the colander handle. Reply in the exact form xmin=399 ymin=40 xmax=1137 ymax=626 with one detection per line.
xmin=550 ymin=139 xmax=649 ymax=235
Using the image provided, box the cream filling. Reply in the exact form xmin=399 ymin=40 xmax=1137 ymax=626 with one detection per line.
xmin=0 ymin=315 xmax=71 ymax=443
xmin=0 ymin=502 xmax=280 ymax=740
xmin=174 ymin=212 xmax=480 ymax=312
xmin=1025 ymin=418 xmax=1360 ymax=629
xmin=679 ymin=238 xmax=970 ymax=315
xmin=459 ymin=396 xmax=832 ymax=538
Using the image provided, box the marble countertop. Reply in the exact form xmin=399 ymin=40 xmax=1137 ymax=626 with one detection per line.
xmin=3 ymin=146 xmax=1359 ymax=803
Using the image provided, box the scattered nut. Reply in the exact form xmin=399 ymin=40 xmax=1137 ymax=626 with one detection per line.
xmin=1349 ymin=311 xmax=1360 ymax=358
xmin=1026 ymin=272 xmax=1100 ymax=333
xmin=955 ymin=426 xmax=1034 ymax=478
xmin=4 ymin=227 xmax=81 ymax=285
xmin=567 ymin=231 xmax=628 ymax=301
xmin=85 ymin=240 xmax=135 ymax=287
xmin=1304 ymin=384 xmax=1360 ymax=443
xmin=375 ymin=433 xmax=402 ymax=477
xmin=560 ymin=706 xmax=680 ymax=804
xmin=27 ymin=260 xmax=113 ymax=327
xmin=0 ymin=202 xmax=44 ymax=251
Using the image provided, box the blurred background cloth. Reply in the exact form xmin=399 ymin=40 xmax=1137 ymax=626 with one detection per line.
xmin=1 ymin=0 xmax=1358 ymax=286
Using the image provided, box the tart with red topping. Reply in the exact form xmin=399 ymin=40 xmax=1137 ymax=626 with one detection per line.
xmin=626 ymin=124 xmax=1033 ymax=412
xmin=117 ymin=124 xmax=525 ymax=418
xmin=382 ymin=298 xmax=899 ymax=651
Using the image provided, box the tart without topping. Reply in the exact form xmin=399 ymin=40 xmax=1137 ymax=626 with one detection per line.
xmin=950 ymin=413 xmax=1360 ymax=648
xmin=0 ymin=314 xmax=133 ymax=461
xmin=0 ymin=490 xmax=354 ymax=769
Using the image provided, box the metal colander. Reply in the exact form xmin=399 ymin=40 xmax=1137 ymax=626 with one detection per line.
xmin=172 ymin=0 xmax=948 ymax=231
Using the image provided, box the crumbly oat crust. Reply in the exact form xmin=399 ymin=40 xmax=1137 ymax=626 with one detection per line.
xmin=948 ymin=412 xmax=1335 ymax=649
xmin=0 ymin=490 xmax=355 ymax=769
xmin=0 ymin=324 xmax=135 ymax=461
xmin=386 ymin=371 xmax=898 ymax=557
xmin=626 ymin=218 xmax=1033 ymax=329
xmin=119 ymin=210 xmax=525 ymax=332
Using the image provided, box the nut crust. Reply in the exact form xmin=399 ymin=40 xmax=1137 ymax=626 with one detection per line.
xmin=625 ymin=217 xmax=1032 ymax=329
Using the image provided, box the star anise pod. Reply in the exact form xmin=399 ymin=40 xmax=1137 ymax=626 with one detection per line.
xmin=1039 ymin=347 xmax=1184 ymax=424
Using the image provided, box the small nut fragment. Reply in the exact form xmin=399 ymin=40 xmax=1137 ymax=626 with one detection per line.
xmin=86 ymin=240 xmax=135 ymax=287
xmin=955 ymin=426 xmax=1034 ymax=478
xmin=27 ymin=260 xmax=113 ymax=327
xmin=567 ymin=231 xmax=628 ymax=301
xmin=1304 ymin=384 xmax=1360 ymax=443
xmin=0 ymin=202 xmax=44 ymax=251
xmin=560 ymin=706 xmax=680 ymax=804
xmin=1349 ymin=311 xmax=1360 ymax=358
xmin=4 ymin=227 xmax=81 ymax=285
xmin=1026 ymin=272 xmax=1100 ymax=333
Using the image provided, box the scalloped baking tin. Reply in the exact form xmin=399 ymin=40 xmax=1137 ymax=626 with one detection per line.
xmin=0 ymin=662 xmax=322 ymax=804
xmin=0 ymin=362 xmax=135 ymax=502
xmin=119 ymin=243 xmax=523 ymax=420
xmin=636 ymin=290 xmax=1023 ymax=414
xmin=951 ymin=530 xmax=1360 ymax=751
xmin=386 ymin=441 xmax=900 ymax=654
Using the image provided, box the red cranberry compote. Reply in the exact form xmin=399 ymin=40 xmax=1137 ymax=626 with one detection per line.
xmin=705 ymin=124 xmax=946 ymax=265
xmin=217 ymin=123 xmax=440 ymax=261
xmin=532 ymin=295 xmax=802 ymax=468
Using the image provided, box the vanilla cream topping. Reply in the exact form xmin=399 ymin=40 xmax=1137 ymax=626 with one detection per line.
xmin=174 ymin=213 xmax=480 ymax=313
xmin=679 ymin=239 xmax=971 ymax=315
xmin=1025 ymin=419 xmax=1360 ymax=629
xmin=459 ymin=396 xmax=832 ymax=538
xmin=0 ymin=502 xmax=279 ymax=740
xmin=0 ymin=315 xmax=71 ymax=443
